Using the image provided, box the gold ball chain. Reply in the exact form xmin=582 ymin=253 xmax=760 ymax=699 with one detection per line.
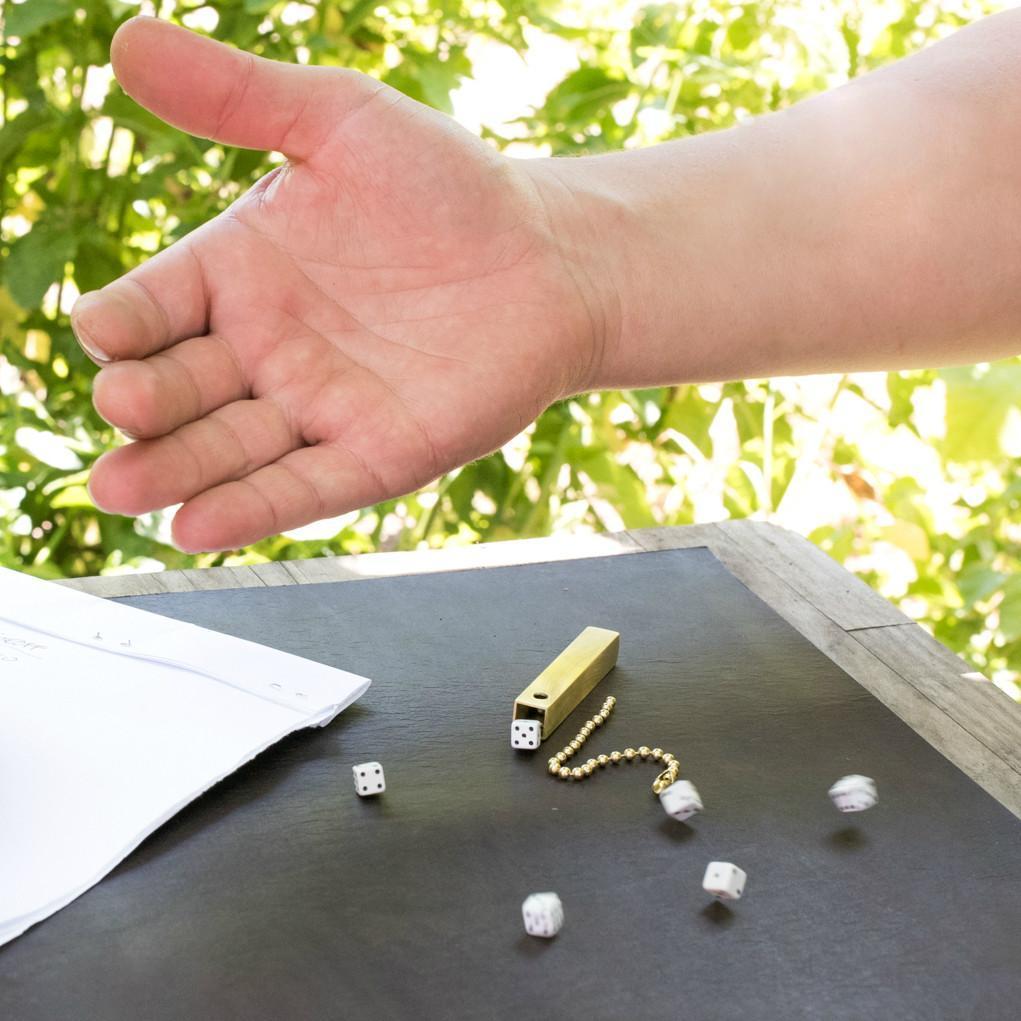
xmin=545 ymin=695 xmax=681 ymax=795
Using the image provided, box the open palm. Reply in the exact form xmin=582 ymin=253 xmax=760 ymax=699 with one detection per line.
xmin=76 ymin=18 xmax=599 ymax=552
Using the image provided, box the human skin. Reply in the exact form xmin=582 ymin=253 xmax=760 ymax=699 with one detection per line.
xmin=72 ymin=13 xmax=1021 ymax=552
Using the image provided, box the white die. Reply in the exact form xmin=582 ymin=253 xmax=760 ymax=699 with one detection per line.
xmin=511 ymin=719 xmax=541 ymax=750
xmin=702 ymin=862 xmax=746 ymax=901
xmin=522 ymin=892 xmax=563 ymax=938
xmin=828 ymin=774 xmax=877 ymax=813
xmin=658 ymin=779 xmax=703 ymax=822
xmin=353 ymin=761 xmax=385 ymax=797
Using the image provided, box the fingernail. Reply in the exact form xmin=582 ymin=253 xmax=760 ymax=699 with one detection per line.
xmin=70 ymin=295 xmax=112 ymax=362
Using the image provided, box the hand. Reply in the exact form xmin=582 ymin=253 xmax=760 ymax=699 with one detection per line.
xmin=74 ymin=17 xmax=606 ymax=552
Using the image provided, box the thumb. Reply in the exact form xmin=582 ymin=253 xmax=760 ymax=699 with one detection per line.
xmin=111 ymin=16 xmax=376 ymax=159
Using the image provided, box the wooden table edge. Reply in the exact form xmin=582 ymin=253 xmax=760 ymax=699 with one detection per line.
xmin=57 ymin=522 xmax=1021 ymax=819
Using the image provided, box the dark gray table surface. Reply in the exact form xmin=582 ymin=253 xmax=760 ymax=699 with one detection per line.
xmin=3 ymin=548 xmax=1019 ymax=1020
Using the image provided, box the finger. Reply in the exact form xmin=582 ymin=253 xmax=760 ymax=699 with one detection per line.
xmin=71 ymin=237 xmax=208 ymax=363
xmin=170 ymin=444 xmax=389 ymax=552
xmin=88 ymin=398 xmax=297 ymax=516
xmin=111 ymin=17 xmax=382 ymax=160
xmin=93 ymin=334 xmax=248 ymax=440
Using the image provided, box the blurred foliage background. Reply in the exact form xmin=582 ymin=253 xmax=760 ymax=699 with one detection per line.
xmin=0 ymin=0 xmax=1018 ymax=695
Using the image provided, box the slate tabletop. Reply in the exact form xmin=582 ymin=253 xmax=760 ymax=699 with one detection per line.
xmin=2 ymin=549 xmax=1018 ymax=1020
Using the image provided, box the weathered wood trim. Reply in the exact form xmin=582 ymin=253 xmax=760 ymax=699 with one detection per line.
xmin=57 ymin=522 xmax=1020 ymax=818
xmin=850 ymin=622 xmax=1021 ymax=777
xmin=57 ymin=530 xmax=648 ymax=597
xmin=628 ymin=523 xmax=1021 ymax=819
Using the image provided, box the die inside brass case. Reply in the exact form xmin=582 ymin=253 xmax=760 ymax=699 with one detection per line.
xmin=512 ymin=627 xmax=620 ymax=741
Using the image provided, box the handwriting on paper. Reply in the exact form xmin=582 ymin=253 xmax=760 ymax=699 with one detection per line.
xmin=1 ymin=632 xmax=48 ymax=663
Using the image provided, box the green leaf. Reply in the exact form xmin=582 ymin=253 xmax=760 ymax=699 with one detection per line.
xmin=383 ymin=67 xmax=427 ymax=106
xmin=726 ymin=6 xmax=759 ymax=52
xmin=5 ymin=0 xmax=74 ymax=40
xmin=957 ymin=566 xmax=1006 ymax=607
xmin=542 ymin=67 xmax=631 ymax=125
xmin=574 ymin=448 xmax=654 ymax=527
xmin=0 ymin=102 xmax=53 ymax=166
xmin=418 ymin=60 xmax=465 ymax=115
xmin=630 ymin=3 xmax=682 ymax=63
xmin=5 ymin=223 xmax=77 ymax=310
xmin=880 ymin=520 xmax=930 ymax=562
xmin=771 ymin=456 xmax=797 ymax=511
xmin=385 ymin=50 xmax=470 ymax=114
xmin=886 ymin=372 xmax=922 ymax=430
xmin=907 ymin=575 xmax=944 ymax=599
xmin=342 ymin=0 xmax=379 ymax=35
xmin=1000 ymin=576 xmax=1021 ymax=642
xmin=661 ymin=386 xmax=714 ymax=457
xmin=102 ymin=90 xmax=177 ymax=141
xmin=940 ymin=363 xmax=1021 ymax=462
xmin=50 ymin=485 xmax=95 ymax=510
xmin=723 ymin=462 xmax=757 ymax=518
xmin=841 ymin=17 xmax=861 ymax=78
xmin=73 ymin=232 xmax=124 ymax=295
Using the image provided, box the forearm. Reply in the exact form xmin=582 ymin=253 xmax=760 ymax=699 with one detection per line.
xmin=531 ymin=9 xmax=1021 ymax=390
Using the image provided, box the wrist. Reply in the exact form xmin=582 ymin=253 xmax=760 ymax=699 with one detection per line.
xmin=522 ymin=120 xmax=811 ymax=392
xmin=522 ymin=140 xmax=731 ymax=394
xmin=520 ymin=156 xmax=627 ymax=396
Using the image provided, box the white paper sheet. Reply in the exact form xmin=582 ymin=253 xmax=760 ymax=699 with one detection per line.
xmin=0 ymin=566 xmax=370 ymax=946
